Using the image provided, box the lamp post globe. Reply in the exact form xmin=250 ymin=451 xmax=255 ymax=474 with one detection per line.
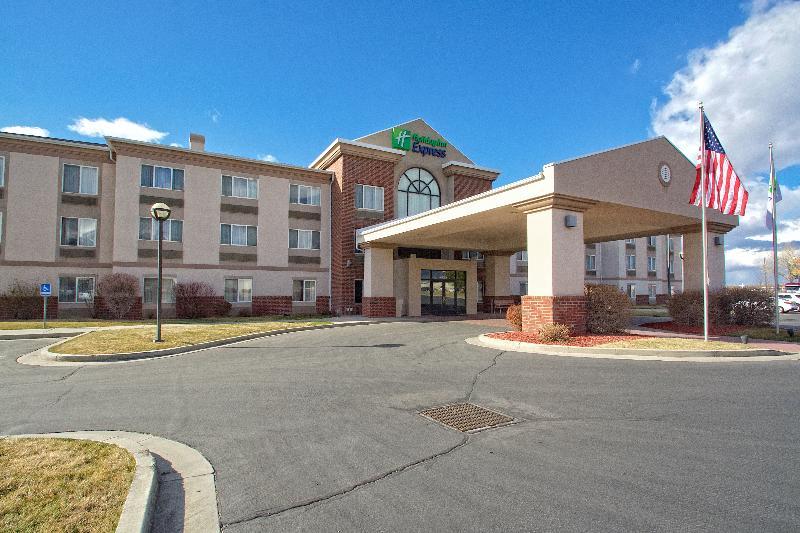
xmin=150 ymin=203 xmax=171 ymax=342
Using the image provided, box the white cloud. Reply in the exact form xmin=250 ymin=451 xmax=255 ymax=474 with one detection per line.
xmin=651 ymin=2 xmax=800 ymax=177
xmin=630 ymin=59 xmax=641 ymax=74
xmin=1 ymin=125 xmax=50 ymax=137
xmin=68 ymin=117 xmax=167 ymax=142
xmin=209 ymin=109 xmax=221 ymax=123
xmin=169 ymin=142 xmax=183 ymax=148
xmin=258 ymin=154 xmax=278 ymax=163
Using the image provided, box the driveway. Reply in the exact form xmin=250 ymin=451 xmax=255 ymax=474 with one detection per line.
xmin=1 ymin=322 xmax=799 ymax=531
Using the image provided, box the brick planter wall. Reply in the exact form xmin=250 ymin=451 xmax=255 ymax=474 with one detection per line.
xmin=362 ymin=296 xmax=396 ymax=317
xmin=252 ymin=296 xmax=292 ymax=316
xmin=0 ymin=296 xmax=58 ymax=319
xmin=635 ymin=294 xmax=650 ymax=305
xmin=521 ymin=295 xmax=587 ymax=334
xmin=656 ymin=294 xmax=670 ymax=305
xmin=315 ymin=296 xmax=330 ymax=315
xmin=93 ymin=297 xmax=142 ymax=320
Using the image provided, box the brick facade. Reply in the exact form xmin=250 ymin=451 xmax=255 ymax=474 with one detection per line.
xmin=655 ymin=294 xmax=670 ymax=305
xmin=315 ymin=295 xmax=330 ymax=315
xmin=329 ymin=154 xmax=395 ymax=315
xmin=252 ymin=296 xmax=292 ymax=316
xmin=362 ymin=296 xmax=396 ymax=317
xmin=453 ymin=175 xmax=492 ymax=201
xmin=521 ymin=295 xmax=587 ymax=334
xmin=635 ymin=294 xmax=650 ymax=305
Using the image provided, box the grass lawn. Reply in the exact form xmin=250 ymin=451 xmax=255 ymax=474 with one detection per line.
xmin=0 ymin=438 xmax=135 ymax=532
xmin=737 ymin=328 xmax=800 ymax=343
xmin=0 ymin=315 xmax=330 ymax=330
xmin=600 ymin=337 xmax=749 ymax=350
xmin=631 ymin=307 xmax=669 ymax=317
xmin=50 ymin=320 xmax=329 ymax=355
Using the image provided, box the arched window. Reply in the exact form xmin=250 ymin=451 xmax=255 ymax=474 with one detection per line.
xmin=397 ymin=168 xmax=440 ymax=217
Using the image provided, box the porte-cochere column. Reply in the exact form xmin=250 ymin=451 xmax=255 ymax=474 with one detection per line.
xmin=521 ymin=199 xmax=593 ymax=334
xmin=362 ymin=245 xmax=397 ymax=317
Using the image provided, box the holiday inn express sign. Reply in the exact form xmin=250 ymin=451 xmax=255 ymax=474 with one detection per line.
xmin=391 ymin=127 xmax=447 ymax=158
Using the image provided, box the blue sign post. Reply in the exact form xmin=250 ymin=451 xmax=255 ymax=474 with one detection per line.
xmin=40 ymin=283 xmax=51 ymax=328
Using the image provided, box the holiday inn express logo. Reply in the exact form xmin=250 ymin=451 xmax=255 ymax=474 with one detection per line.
xmin=391 ymin=127 xmax=412 ymax=150
xmin=390 ymin=127 xmax=447 ymax=158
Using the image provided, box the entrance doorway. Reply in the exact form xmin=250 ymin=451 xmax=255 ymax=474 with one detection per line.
xmin=421 ymin=269 xmax=467 ymax=315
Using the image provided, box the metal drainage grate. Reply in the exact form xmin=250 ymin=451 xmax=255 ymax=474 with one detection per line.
xmin=419 ymin=403 xmax=514 ymax=433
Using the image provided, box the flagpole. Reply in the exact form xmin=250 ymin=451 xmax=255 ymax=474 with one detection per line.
xmin=770 ymin=142 xmax=779 ymax=334
xmin=698 ymin=102 xmax=709 ymax=341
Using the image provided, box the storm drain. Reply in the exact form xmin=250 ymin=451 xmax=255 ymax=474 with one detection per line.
xmin=419 ymin=403 xmax=515 ymax=433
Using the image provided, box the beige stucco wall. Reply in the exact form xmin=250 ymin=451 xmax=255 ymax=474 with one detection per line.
xmin=364 ymin=247 xmax=394 ymax=297
xmin=5 ymin=153 xmax=59 ymax=262
xmin=112 ymin=155 xmax=142 ymax=262
xmin=526 ymin=208 xmax=585 ymax=296
xmin=184 ymin=164 xmax=221 ymax=265
xmin=683 ymin=231 xmax=725 ymax=291
xmin=258 ymin=177 xmax=289 ymax=267
xmin=484 ymin=254 xmax=511 ymax=296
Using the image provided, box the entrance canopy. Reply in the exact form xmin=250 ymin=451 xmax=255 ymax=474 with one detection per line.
xmin=358 ymin=137 xmax=737 ymax=252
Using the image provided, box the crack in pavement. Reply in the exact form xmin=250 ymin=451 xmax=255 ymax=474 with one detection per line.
xmin=222 ymin=436 xmax=470 ymax=528
xmin=222 ymin=348 xmax=507 ymax=529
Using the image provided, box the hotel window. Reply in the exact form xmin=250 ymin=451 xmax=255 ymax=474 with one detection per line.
xmin=648 ymin=284 xmax=657 ymax=298
xmin=626 ymin=254 xmax=636 ymax=271
xmin=398 ymin=168 xmax=440 ymax=217
xmin=143 ymin=277 xmax=176 ymax=304
xmin=62 ymin=164 xmax=98 ymax=195
xmin=519 ymin=281 xmax=528 ymax=295
xmin=355 ymin=184 xmax=384 ymax=211
xmin=222 ymin=175 xmax=258 ymax=199
xmin=140 ymin=165 xmax=184 ymax=190
xmin=354 ymin=230 xmax=363 ymax=254
xmin=647 ymin=256 xmax=657 ymax=272
xmin=477 ymin=280 xmax=484 ymax=303
xmin=290 ymin=184 xmax=321 ymax=206
xmin=225 ymin=278 xmax=252 ymax=303
xmin=627 ymin=284 xmax=636 ymax=299
xmin=138 ymin=218 xmax=183 ymax=242
xmin=289 ymin=229 xmax=320 ymax=250
xmin=58 ymin=276 xmax=95 ymax=303
xmin=221 ymin=224 xmax=257 ymax=246
xmin=586 ymin=254 xmax=596 ymax=271
xmin=354 ymin=279 xmax=363 ymax=304
xmin=647 ymin=236 xmax=657 ymax=247
xmin=461 ymin=251 xmax=484 ymax=260
xmin=0 ymin=156 xmax=4 ymax=187
xmin=516 ymin=251 xmax=528 ymax=262
xmin=60 ymin=217 xmax=96 ymax=247
xmin=625 ymin=238 xmax=635 ymax=245
xmin=293 ymin=279 xmax=316 ymax=302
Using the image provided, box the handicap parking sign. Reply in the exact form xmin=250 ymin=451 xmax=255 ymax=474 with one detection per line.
xmin=40 ymin=283 xmax=51 ymax=296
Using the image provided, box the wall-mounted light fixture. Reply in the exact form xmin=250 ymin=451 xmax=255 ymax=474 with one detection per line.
xmin=714 ymin=236 xmax=723 ymax=246
xmin=564 ymin=215 xmax=577 ymax=228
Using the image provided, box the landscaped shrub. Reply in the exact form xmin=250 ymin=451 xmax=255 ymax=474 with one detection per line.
xmin=585 ymin=284 xmax=632 ymax=334
xmin=506 ymin=304 xmax=522 ymax=331
xmin=669 ymin=287 xmax=773 ymax=327
xmin=96 ymin=274 xmax=139 ymax=319
xmin=537 ymin=323 xmax=572 ymax=343
xmin=4 ymin=279 xmax=41 ymax=319
xmin=667 ymin=290 xmax=705 ymax=326
xmin=175 ymin=282 xmax=232 ymax=318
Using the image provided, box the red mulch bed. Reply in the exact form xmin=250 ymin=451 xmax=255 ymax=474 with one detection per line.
xmin=640 ymin=321 xmax=746 ymax=336
xmin=487 ymin=331 xmax=651 ymax=347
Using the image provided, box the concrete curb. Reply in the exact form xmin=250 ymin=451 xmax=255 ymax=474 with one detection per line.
xmin=0 ymin=331 xmax=80 ymax=340
xmin=2 ymin=432 xmax=159 ymax=533
xmin=468 ymin=334 xmax=800 ymax=362
xmin=35 ymin=321 xmax=375 ymax=363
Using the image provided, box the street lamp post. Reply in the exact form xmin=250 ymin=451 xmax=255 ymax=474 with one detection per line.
xmin=150 ymin=203 xmax=171 ymax=343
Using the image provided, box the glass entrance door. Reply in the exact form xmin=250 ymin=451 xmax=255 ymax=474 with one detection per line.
xmin=421 ymin=270 xmax=467 ymax=315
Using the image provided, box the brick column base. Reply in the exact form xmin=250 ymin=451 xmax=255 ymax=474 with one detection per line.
xmin=362 ymin=296 xmax=396 ymax=317
xmin=315 ymin=296 xmax=330 ymax=315
xmin=655 ymin=294 xmax=669 ymax=305
xmin=521 ymin=295 xmax=587 ymax=334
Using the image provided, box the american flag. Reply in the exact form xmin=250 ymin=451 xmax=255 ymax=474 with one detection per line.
xmin=689 ymin=113 xmax=748 ymax=216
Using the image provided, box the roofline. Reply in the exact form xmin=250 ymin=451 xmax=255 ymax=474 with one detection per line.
xmin=309 ymin=138 xmax=405 ymax=169
xmin=358 ymin=173 xmax=544 ymax=238
xmin=105 ymin=137 xmax=333 ymax=176
xmin=548 ymin=136 xmax=677 ymax=168
xmin=0 ymin=132 xmax=108 ymax=151
xmin=353 ymin=118 xmax=475 ymax=165
xmin=442 ymin=160 xmax=501 ymax=175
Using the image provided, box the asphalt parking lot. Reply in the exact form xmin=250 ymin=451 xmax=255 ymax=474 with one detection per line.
xmin=1 ymin=321 xmax=799 ymax=532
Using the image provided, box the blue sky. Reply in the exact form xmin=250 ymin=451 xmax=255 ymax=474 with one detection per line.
xmin=1 ymin=0 xmax=798 ymax=283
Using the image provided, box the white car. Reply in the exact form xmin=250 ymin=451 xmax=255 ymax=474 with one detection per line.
xmin=778 ymin=294 xmax=800 ymax=313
